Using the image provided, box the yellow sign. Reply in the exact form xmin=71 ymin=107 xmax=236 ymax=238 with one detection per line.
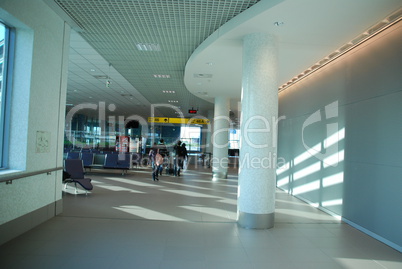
xmin=148 ymin=117 xmax=210 ymax=124
xmin=148 ymin=117 xmax=169 ymax=123
xmin=169 ymin=118 xmax=210 ymax=124
xmin=187 ymin=118 xmax=210 ymax=125
xmin=168 ymin=118 xmax=189 ymax=124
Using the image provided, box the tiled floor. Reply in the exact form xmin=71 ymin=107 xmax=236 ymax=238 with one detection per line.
xmin=1 ymin=164 xmax=401 ymax=269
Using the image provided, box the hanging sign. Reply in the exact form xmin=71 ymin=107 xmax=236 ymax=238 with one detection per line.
xmin=147 ymin=117 xmax=169 ymax=123
xmin=147 ymin=117 xmax=210 ymax=124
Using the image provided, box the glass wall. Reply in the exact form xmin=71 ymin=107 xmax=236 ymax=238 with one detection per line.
xmin=229 ymin=128 xmax=240 ymax=149
xmin=180 ymin=126 xmax=201 ymax=151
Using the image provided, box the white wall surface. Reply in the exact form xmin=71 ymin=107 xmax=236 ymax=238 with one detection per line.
xmin=0 ymin=0 xmax=69 ymax=225
xmin=277 ymin=21 xmax=402 ymax=251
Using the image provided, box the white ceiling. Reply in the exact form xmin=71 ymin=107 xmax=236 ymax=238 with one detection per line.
xmin=185 ymin=0 xmax=402 ymax=103
xmin=44 ymin=0 xmax=402 ymax=121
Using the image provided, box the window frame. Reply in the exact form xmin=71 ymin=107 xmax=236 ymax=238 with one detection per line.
xmin=0 ymin=22 xmax=14 ymax=169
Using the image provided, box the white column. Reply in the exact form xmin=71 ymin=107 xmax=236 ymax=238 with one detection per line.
xmin=212 ymin=97 xmax=230 ymax=179
xmin=205 ymin=109 xmax=214 ymax=154
xmin=238 ymin=33 xmax=278 ymax=229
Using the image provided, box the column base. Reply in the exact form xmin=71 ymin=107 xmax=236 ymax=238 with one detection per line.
xmin=212 ymin=171 xmax=228 ymax=179
xmin=237 ymin=211 xmax=274 ymax=229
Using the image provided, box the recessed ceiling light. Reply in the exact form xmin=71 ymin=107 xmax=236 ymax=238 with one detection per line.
xmin=136 ymin=43 xmax=161 ymax=51
xmin=154 ymin=74 xmax=171 ymax=78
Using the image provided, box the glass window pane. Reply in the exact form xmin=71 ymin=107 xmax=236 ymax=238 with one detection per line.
xmin=180 ymin=126 xmax=201 ymax=151
xmin=0 ymin=22 xmax=10 ymax=168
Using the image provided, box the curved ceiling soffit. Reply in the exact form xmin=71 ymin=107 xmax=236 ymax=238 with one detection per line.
xmin=184 ymin=0 xmax=284 ymax=104
xmin=185 ymin=0 xmax=402 ymax=105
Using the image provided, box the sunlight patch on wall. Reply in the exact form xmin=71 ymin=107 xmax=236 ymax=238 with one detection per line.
xmin=322 ymin=172 xmax=344 ymax=187
xmin=323 ymin=150 xmax=344 ymax=168
xmin=322 ymin=199 xmax=343 ymax=207
xmin=324 ymin=128 xmax=345 ymax=149
xmin=293 ymin=162 xmax=321 ymax=181
xmin=294 ymin=143 xmax=321 ymax=166
xmin=277 ymin=175 xmax=290 ymax=188
xmin=276 ymin=162 xmax=290 ymax=176
xmin=293 ymin=180 xmax=320 ymax=195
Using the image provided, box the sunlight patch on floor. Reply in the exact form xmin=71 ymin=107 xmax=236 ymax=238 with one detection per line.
xmin=113 ymin=205 xmax=189 ymax=222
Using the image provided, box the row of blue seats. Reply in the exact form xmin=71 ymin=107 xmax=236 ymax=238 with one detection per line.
xmin=65 ymin=152 xmax=143 ymax=175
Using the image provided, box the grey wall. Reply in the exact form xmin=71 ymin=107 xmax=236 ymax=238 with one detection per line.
xmin=0 ymin=0 xmax=69 ymax=244
xmin=277 ymin=21 xmax=402 ymax=251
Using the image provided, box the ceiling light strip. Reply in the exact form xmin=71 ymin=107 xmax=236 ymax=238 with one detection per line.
xmin=278 ymin=9 xmax=402 ymax=93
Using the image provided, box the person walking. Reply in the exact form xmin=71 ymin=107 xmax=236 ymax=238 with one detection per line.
xmin=173 ymin=141 xmax=182 ymax=176
xmin=181 ymin=143 xmax=188 ymax=171
xmin=149 ymin=142 xmax=162 ymax=181
xmin=158 ymin=139 xmax=168 ymax=175
xmin=174 ymin=140 xmax=187 ymax=176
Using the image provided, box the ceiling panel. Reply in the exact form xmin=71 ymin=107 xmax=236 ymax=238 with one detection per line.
xmin=51 ymin=0 xmax=261 ymax=120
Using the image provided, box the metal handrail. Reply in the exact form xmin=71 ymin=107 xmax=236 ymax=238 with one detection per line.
xmin=0 ymin=167 xmax=63 ymax=184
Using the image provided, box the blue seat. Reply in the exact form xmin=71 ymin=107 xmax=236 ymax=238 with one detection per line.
xmin=81 ymin=152 xmax=94 ymax=168
xmin=91 ymin=154 xmax=105 ymax=169
xmin=116 ymin=154 xmax=132 ymax=169
xmin=103 ymin=153 xmax=119 ymax=168
xmin=104 ymin=153 xmax=131 ymax=175
xmin=132 ymin=153 xmax=142 ymax=168
xmin=63 ymin=159 xmax=93 ymax=194
xmin=66 ymin=152 xmax=80 ymax=159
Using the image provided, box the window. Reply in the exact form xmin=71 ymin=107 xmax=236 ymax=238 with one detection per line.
xmin=228 ymin=128 xmax=241 ymax=149
xmin=180 ymin=126 xmax=201 ymax=151
xmin=0 ymin=22 xmax=12 ymax=168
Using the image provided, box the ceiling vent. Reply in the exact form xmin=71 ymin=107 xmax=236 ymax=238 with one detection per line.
xmin=93 ymin=75 xmax=108 ymax=79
